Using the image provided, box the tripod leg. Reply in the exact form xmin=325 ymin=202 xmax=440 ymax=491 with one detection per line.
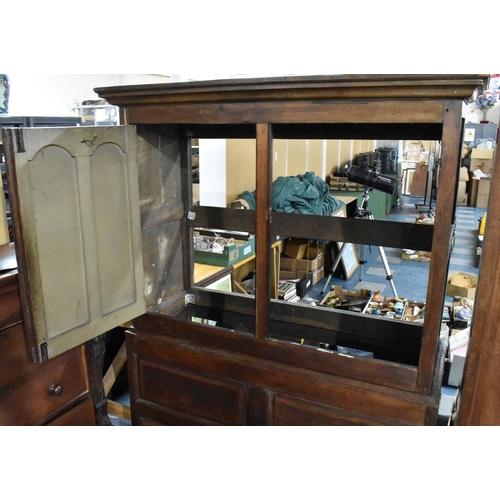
xmin=378 ymin=246 xmax=398 ymax=297
xmin=321 ymin=242 xmax=348 ymax=294
xmin=358 ymin=244 xmax=366 ymax=282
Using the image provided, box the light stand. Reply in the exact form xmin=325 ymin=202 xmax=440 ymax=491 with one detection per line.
xmin=321 ymin=187 xmax=398 ymax=297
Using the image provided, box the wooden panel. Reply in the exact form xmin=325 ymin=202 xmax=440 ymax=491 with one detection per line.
xmin=248 ymin=385 xmax=272 ymax=426
xmin=97 ymin=74 xmax=485 ymax=106
xmin=126 ymin=328 xmax=436 ymax=425
xmin=273 ymin=394 xmax=382 ymax=426
xmin=137 ymin=360 xmax=248 ymax=425
xmin=0 ymin=323 xmax=39 ymax=386
xmin=125 ymin=100 xmax=446 ymax=126
xmin=255 ymin=124 xmax=273 ymax=339
xmin=136 ymin=125 xmax=185 ymax=310
xmin=47 ymin=396 xmax=96 ymax=426
xmin=91 ymin=142 xmax=137 ymax=315
xmin=458 ymin=135 xmax=500 ymax=425
xmin=0 ymin=344 xmax=89 ymax=425
xmin=271 ymin=212 xmax=434 ymax=251
xmin=29 ymin=144 xmax=90 ymax=337
xmin=188 ymin=206 xmax=256 ymax=234
xmin=137 ymin=415 xmax=164 ymax=426
xmin=136 ymin=405 xmax=222 ymax=426
xmin=136 ymin=306 xmax=419 ymax=392
xmin=141 ymin=220 xmax=184 ymax=310
xmin=416 ymin=100 xmax=463 ymax=394
xmin=4 ymin=126 xmax=146 ymax=360
xmin=0 ymin=281 xmax=22 ymax=331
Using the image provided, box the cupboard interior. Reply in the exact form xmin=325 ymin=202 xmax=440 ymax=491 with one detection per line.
xmin=142 ymin=120 xmax=444 ymax=387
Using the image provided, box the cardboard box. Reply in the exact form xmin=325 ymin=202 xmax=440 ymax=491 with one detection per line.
xmin=296 ymin=252 xmax=324 ymax=273
xmin=476 ymin=193 xmax=490 ymax=209
xmin=320 ymin=285 xmax=372 ymax=313
xmin=457 ymin=182 xmax=467 ymax=205
xmin=279 ymin=270 xmax=297 ymax=281
xmin=306 ymin=243 xmax=325 ymax=259
xmin=280 ymin=257 xmax=296 ymax=272
xmin=404 ymin=301 xmax=425 ymax=322
xmin=456 ymin=167 xmax=468 ymax=206
xmin=284 ymin=239 xmax=309 ymax=259
xmin=469 ymin=177 xmax=479 ymax=206
xmin=469 ymin=170 xmax=491 ymax=207
xmin=476 ymin=176 xmax=491 ymax=208
xmin=446 ymin=272 xmax=477 ymax=300
xmin=470 ymin=148 xmax=494 ymax=174
xmin=280 ymin=252 xmax=324 ymax=281
xmin=297 ymin=266 xmax=324 ymax=285
xmin=449 ymin=327 xmax=470 ymax=361
xmin=194 ymin=236 xmax=255 ymax=266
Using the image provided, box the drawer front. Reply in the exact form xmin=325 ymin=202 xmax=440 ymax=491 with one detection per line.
xmin=0 ymin=345 xmax=90 ymax=425
xmin=47 ymin=397 xmax=96 ymax=426
xmin=0 ymin=282 xmax=23 ymax=331
xmin=0 ymin=323 xmax=39 ymax=386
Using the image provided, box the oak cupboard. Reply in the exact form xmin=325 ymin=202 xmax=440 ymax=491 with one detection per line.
xmin=3 ymin=74 xmax=493 ymax=425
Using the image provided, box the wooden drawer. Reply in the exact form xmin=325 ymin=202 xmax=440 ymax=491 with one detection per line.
xmin=0 ymin=279 xmax=23 ymax=331
xmin=47 ymin=397 xmax=96 ymax=426
xmin=0 ymin=323 xmax=39 ymax=386
xmin=0 ymin=345 xmax=90 ymax=425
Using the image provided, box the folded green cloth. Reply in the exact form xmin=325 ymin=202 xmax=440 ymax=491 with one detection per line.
xmin=237 ymin=172 xmax=344 ymax=216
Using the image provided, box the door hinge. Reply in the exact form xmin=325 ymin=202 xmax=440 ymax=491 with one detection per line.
xmin=185 ymin=293 xmax=195 ymax=305
xmin=15 ymin=128 xmax=25 ymax=153
xmin=40 ymin=342 xmax=49 ymax=362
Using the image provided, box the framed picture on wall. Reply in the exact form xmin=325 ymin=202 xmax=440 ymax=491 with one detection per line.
xmin=332 ymin=207 xmax=359 ymax=280
xmin=0 ymin=75 xmax=9 ymax=114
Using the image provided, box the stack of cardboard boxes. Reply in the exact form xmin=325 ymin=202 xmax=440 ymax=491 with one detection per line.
xmin=279 ymin=238 xmax=325 ymax=286
xmin=466 ymin=148 xmax=495 ymax=208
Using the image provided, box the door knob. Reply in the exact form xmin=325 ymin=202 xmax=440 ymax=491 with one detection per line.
xmin=48 ymin=384 xmax=63 ymax=396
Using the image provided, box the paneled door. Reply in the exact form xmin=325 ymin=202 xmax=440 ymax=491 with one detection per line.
xmin=3 ymin=126 xmax=145 ymax=361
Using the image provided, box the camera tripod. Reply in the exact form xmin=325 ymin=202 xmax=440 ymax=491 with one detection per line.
xmin=321 ymin=187 xmax=398 ymax=297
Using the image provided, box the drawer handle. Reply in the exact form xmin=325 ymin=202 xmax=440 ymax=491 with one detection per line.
xmin=48 ymin=384 xmax=63 ymax=397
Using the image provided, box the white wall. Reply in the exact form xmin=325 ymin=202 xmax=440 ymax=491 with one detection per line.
xmin=6 ymin=74 xmax=173 ymax=117
xmin=199 ymin=139 xmax=227 ymax=207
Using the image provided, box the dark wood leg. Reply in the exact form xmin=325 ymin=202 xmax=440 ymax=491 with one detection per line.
xmin=87 ymin=335 xmax=112 ymax=426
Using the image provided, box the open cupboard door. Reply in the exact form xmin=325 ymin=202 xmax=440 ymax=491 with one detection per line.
xmin=3 ymin=125 xmax=146 ymax=362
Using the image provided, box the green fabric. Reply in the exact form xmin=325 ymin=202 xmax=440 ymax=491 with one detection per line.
xmin=237 ymin=172 xmax=344 ymax=215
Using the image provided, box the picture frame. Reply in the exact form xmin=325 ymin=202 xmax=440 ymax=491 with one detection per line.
xmin=332 ymin=207 xmax=359 ymax=280
xmin=0 ymin=75 xmax=9 ymax=114
xmin=195 ymin=265 xmax=233 ymax=292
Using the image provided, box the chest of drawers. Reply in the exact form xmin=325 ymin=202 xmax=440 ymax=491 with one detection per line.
xmin=0 ymin=243 xmax=97 ymax=426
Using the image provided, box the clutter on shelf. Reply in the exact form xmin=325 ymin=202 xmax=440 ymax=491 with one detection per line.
xmin=193 ymin=230 xmax=255 ymax=266
xmin=319 ymin=286 xmax=372 ymax=313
